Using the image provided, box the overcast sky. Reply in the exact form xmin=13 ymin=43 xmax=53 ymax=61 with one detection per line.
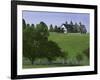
xmin=22 ymin=11 xmax=90 ymax=32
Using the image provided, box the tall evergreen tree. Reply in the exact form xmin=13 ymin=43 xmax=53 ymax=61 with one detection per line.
xmin=23 ymin=19 xmax=26 ymax=29
xmin=49 ymin=24 xmax=54 ymax=32
xmin=73 ymin=22 xmax=78 ymax=33
xmin=79 ymin=22 xmax=87 ymax=34
xmin=69 ymin=21 xmax=74 ymax=32
xmin=54 ymin=25 xmax=58 ymax=32
xmin=27 ymin=24 xmax=30 ymax=27
xmin=31 ymin=24 xmax=34 ymax=28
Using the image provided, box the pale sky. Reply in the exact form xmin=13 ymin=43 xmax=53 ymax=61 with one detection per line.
xmin=23 ymin=11 xmax=90 ymax=32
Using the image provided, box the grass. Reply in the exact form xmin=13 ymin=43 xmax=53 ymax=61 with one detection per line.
xmin=48 ymin=32 xmax=89 ymax=58
xmin=23 ymin=63 xmax=74 ymax=69
xmin=23 ymin=64 xmax=56 ymax=68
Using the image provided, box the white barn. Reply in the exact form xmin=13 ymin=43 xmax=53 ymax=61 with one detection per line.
xmin=61 ymin=24 xmax=67 ymax=33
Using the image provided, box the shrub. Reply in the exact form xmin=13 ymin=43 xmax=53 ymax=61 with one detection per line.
xmin=83 ymin=48 xmax=89 ymax=59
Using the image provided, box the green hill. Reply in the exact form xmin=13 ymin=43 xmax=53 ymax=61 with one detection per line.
xmin=48 ymin=32 xmax=89 ymax=61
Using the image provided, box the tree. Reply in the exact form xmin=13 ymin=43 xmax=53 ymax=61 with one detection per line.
xmin=76 ymin=53 xmax=83 ymax=62
xmin=31 ymin=24 xmax=35 ymax=29
xmin=23 ymin=26 xmax=37 ymax=64
xmin=73 ymin=22 xmax=78 ymax=33
xmin=23 ymin=21 xmax=49 ymax=64
xmin=79 ymin=22 xmax=87 ymax=34
xmin=32 ymin=22 xmax=50 ymax=60
xmin=70 ymin=21 xmax=73 ymax=25
xmin=39 ymin=40 xmax=65 ymax=64
xmin=36 ymin=21 xmax=49 ymax=41
xmin=57 ymin=27 xmax=61 ymax=33
xmin=75 ymin=23 xmax=81 ymax=33
xmin=83 ymin=48 xmax=89 ymax=59
xmin=65 ymin=21 xmax=68 ymax=25
xmin=81 ymin=25 xmax=87 ymax=33
xmin=49 ymin=24 xmax=54 ymax=32
xmin=79 ymin=22 xmax=82 ymax=26
xmin=54 ymin=25 xmax=58 ymax=32
xmin=23 ymin=19 xmax=26 ymax=29
xmin=27 ymin=24 xmax=30 ymax=27
xmin=67 ymin=21 xmax=74 ymax=33
xmin=76 ymin=53 xmax=85 ymax=66
xmin=23 ymin=20 xmax=67 ymax=65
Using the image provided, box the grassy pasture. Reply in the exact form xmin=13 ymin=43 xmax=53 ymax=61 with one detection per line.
xmin=48 ymin=32 xmax=89 ymax=58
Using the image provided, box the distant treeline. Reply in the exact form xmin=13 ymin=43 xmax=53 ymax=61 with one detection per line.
xmin=49 ymin=21 xmax=87 ymax=33
xmin=23 ymin=19 xmax=87 ymax=34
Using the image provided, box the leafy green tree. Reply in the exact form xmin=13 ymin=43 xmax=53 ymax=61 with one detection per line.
xmin=23 ymin=26 xmax=37 ymax=64
xmin=23 ymin=20 xmax=67 ymax=65
xmin=39 ymin=41 xmax=65 ymax=64
xmin=35 ymin=22 xmax=49 ymax=41
xmin=23 ymin=21 xmax=49 ymax=64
